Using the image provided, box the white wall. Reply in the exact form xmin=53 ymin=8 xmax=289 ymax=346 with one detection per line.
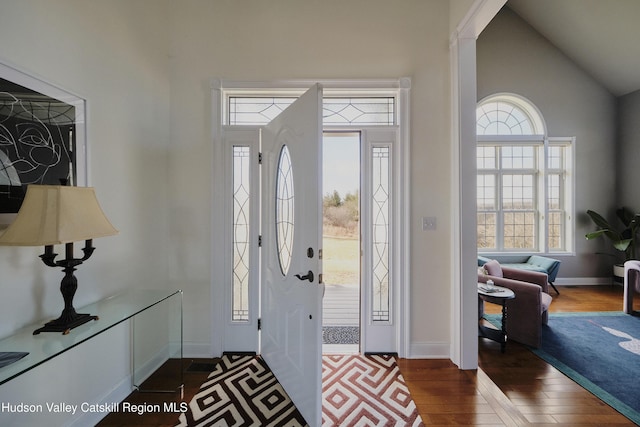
xmin=0 ymin=1 xmax=468 ymax=423
xmin=477 ymin=7 xmax=618 ymax=278
xmin=0 ymin=323 xmax=132 ymax=427
xmin=166 ymin=0 xmax=454 ymax=357
xmin=0 ymin=0 xmax=172 ymax=334
xmin=450 ymin=0 xmax=477 ymax=30
xmin=0 ymin=0 xmax=171 ymax=425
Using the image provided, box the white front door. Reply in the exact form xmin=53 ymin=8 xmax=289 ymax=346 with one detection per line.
xmin=260 ymin=85 xmax=324 ymax=427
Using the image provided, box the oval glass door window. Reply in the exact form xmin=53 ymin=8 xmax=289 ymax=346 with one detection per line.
xmin=276 ymin=145 xmax=294 ymax=275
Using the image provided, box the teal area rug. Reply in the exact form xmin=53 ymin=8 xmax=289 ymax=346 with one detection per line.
xmin=486 ymin=311 xmax=640 ymax=425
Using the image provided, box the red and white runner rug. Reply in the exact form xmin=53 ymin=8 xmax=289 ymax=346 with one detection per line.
xmin=322 ymin=354 xmax=424 ymax=427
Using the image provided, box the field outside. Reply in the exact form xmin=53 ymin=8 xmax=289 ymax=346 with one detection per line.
xmin=323 ymin=235 xmax=359 ymax=285
xmin=323 ymin=191 xmax=359 ymax=286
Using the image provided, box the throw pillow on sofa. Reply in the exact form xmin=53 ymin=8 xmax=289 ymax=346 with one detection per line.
xmin=483 ymin=259 xmax=503 ymax=278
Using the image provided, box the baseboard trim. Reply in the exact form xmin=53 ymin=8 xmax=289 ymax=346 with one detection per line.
xmin=184 ymin=342 xmax=215 ymax=358
xmin=554 ymin=277 xmax=617 ymax=286
xmin=69 ymin=374 xmax=132 ymax=427
xmin=408 ymin=341 xmax=450 ymax=359
xmin=133 ymin=344 xmax=171 ymax=387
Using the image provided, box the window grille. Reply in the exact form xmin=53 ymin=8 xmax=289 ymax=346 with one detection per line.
xmin=371 ymin=147 xmax=390 ymax=321
xmin=477 ymin=94 xmax=573 ymax=253
xmin=228 ymin=97 xmax=395 ymax=126
xmin=232 ymin=146 xmax=251 ymax=321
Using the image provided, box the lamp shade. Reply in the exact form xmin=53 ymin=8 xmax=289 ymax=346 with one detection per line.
xmin=0 ymin=185 xmax=118 ymax=246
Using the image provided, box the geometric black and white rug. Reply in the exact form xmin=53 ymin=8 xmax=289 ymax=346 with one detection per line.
xmin=177 ymin=353 xmax=424 ymax=426
xmin=176 ymin=354 xmax=308 ymax=426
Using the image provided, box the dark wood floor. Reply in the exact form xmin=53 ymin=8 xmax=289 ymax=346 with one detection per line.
xmin=99 ymin=285 xmax=637 ymax=426
xmin=97 ymin=358 xmax=215 ymax=427
xmin=401 ymin=284 xmax=636 ymax=426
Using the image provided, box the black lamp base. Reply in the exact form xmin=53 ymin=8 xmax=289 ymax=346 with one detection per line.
xmin=35 ymin=241 xmax=100 ymax=335
xmin=33 ymin=313 xmax=99 ymax=335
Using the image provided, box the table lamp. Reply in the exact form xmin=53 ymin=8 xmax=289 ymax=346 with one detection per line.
xmin=0 ymin=184 xmax=118 ymax=335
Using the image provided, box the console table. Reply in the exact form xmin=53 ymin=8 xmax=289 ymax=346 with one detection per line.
xmin=0 ymin=289 xmax=182 ymax=389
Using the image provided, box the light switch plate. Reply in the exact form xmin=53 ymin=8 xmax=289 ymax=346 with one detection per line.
xmin=422 ymin=216 xmax=437 ymax=231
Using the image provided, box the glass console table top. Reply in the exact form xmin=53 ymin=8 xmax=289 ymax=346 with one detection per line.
xmin=0 ymin=289 xmax=182 ymax=386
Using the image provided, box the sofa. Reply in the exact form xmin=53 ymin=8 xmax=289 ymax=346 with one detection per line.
xmin=478 ymin=259 xmax=553 ymax=348
xmin=478 ymin=254 xmax=561 ymax=294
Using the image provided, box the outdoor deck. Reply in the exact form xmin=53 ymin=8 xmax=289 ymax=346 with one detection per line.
xmin=322 ymin=283 xmax=359 ymax=353
xmin=323 ymin=283 xmax=359 ymax=326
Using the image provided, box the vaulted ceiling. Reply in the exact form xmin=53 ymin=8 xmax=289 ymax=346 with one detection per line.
xmin=507 ymin=0 xmax=640 ymax=97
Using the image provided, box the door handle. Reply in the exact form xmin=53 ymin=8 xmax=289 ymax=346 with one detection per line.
xmin=295 ymin=270 xmax=314 ymax=283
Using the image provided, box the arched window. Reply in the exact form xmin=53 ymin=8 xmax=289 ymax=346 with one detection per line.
xmin=476 ymin=94 xmax=573 ymax=253
xmin=477 ymin=94 xmax=545 ymax=136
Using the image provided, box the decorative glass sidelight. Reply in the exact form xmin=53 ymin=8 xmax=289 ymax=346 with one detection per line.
xmin=232 ymin=146 xmax=250 ymax=321
xmin=276 ymin=145 xmax=295 ymax=276
xmin=371 ymin=147 xmax=390 ymax=322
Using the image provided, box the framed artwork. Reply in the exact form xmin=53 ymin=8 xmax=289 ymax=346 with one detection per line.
xmin=0 ymin=61 xmax=87 ymax=227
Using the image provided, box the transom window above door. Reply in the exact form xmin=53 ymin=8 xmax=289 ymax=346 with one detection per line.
xmin=226 ymin=96 xmax=396 ymax=126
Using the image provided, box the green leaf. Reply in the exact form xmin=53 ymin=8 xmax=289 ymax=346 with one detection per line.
xmin=586 ymin=228 xmax=623 ymax=242
xmin=586 ymin=210 xmax=612 ymax=230
xmin=585 ymin=230 xmax=607 ymax=240
xmin=617 ymin=207 xmax=635 ymax=227
xmin=603 ymin=229 xmax=623 ymax=242
xmin=614 ymin=239 xmax=632 ymax=252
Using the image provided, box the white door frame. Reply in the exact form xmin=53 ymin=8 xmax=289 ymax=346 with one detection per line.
xmin=359 ymin=127 xmax=400 ymax=354
xmin=450 ymin=0 xmax=506 ymax=369
xmin=220 ymin=128 xmax=261 ymax=352
xmin=211 ymin=78 xmax=411 ymax=358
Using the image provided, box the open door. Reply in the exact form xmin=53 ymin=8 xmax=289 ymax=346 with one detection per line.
xmin=260 ymin=85 xmax=324 ymax=426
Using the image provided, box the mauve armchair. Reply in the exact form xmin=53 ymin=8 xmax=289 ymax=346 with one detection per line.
xmin=624 ymin=260 xmax=640 ymax=315
xmin=479 ymin=260 xmax=553 ymax=348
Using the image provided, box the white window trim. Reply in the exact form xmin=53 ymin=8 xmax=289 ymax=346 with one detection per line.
xmin=221 ymin=129 xmax=261 ymax=352
xmin=547 ymin=136 xmax=575 ymax=255
xmin=476 ymin=136 xmax=574 ymax=255
xmin=476 ymin=92 xmax=574 ymax=256
xmin=477 ymin=92 xmax=547 ymax=136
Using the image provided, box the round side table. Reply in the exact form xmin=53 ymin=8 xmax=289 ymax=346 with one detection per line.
xmin=478 ymin=283 xmax=515 ymax=353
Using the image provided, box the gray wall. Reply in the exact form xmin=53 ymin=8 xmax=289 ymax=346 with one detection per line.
xmin=477 ymin=6 xmax=618 ymax=279
xmin=618 ymin=90 xmax=640 ymax=213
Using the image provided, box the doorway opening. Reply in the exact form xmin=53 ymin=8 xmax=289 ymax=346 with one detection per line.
xmin=322 ymin=132 xmax=361 ymax=354
xmin=216 ymin=80 xmax=408 ymax=359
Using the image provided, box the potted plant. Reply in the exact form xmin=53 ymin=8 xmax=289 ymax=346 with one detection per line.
xmin=585 ymin=207 xmax=640 ymax=281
